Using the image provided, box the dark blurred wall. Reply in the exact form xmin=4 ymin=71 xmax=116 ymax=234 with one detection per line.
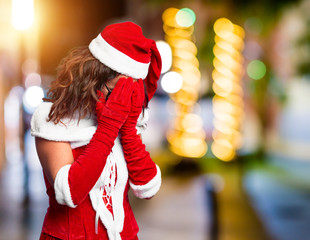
xmin=39 ymin=0 xmax=126 ymax=75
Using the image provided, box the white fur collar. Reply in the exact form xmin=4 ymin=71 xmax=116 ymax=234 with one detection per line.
xmin=31 ymin=102 xmax=97 ymax=148
xmin=30 ymin=102 xmax=148 ymax=149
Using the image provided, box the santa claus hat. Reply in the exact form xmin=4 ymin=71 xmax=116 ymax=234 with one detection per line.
xmin=89 ymin=21 xmax=162 ymax=99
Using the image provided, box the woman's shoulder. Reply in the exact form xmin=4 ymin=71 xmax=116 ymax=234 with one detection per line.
xmin=30 ymin=102 xmax=97 ymax=146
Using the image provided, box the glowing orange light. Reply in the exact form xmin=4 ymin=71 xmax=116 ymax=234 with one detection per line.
xmin=12 ymin=0 xmax=34 ymax=30
xmin=211 ymin=18 xmax=245 ymax=161
xmin=163 ymin=7 xmax=205 ymax=158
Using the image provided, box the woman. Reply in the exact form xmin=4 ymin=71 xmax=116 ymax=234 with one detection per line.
xmin=31 ymin=22 xmax=162 ymax=240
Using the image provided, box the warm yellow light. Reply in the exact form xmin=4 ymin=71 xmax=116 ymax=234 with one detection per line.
xmin=211 ymin=139 xmax=236 ymax=161
xmin=179 ymin=67 xmax=201 ymax=78
xmin=164 ymin=23 xmax=194 ymax=38
xmin=173 ymin=58 xmax=200 ymax=72
xmin=212 ymin=129 xmax=243 ymax=150
xmin=180 ymin=72 xmax=201 ymax=88
xmin=162 ymin=8 xmax=178 ymax=27
xmin=213 ymin=64 xmax=236 ymax=79
xmin=174 ymin=49 xmax=197 ymax=63
xmin=213 ymin=113 xmax=239 ymax=129
xmin=172 ymin=39 xmax=197 ymax=55
xmin=215 ymin=32 xmax=244 ymax=50
xmin=212 ymin=83 xmax=231 ymax=97
xmin=167 ymin=131 xmax=207 ymax=158
xmin=213 ymin=102 xmax=243 ymax=118
xmin=12 ymin=0 xmax=34 ymax=30
xmin=213 ymin=77 xmax=233 ymax=93
xmin=173 ymin=87 xmax=199 ymax=106
xmin=213 ymin=121 xmax=237 ymax=137
xmin=212 ymin=69 xmax=241 ymax=86
xmin=224 ymin=94 xmax=244 ymax=107
xmin=214 ymin=54 xmax=242 ymax=71
xmin=213 ymin=98 xmax=234 ymax=113
xmin=212 ymin=75 xmax=242 ymax=91
xmin=212 ymin=18 xmax=245 ymax=161
xmin=214 ymin=18 xmax=233 ymax=35
xmin=163 ymin=7 xmax=205 ymax=159
xmin=163 ymin=24 xmax=178 ymax=37
xmin=175 ymin=27 xmax=194 ymax=38
xmin=219 ymin=83 xmax=242 ymax=97
xmin=213 ymin=61 xmax=240 ymax=79
xmin=214 ymin=41 xmax=236 ymax=55
xmin=233 ymin=24 xmax=245 ymax=39
xmin=181 ymin=113 xmax=203 ymax=133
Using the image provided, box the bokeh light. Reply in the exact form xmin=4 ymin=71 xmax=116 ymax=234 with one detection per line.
xmin=156 ymin=40 xmax=172 ymax=74
xmin=163 ymin=7 xmax=206 ymax=158
xmin=214 ymin=18 xmax=234 ymax=35
xmin=175 ymin=8 xmax=196 ymax=28
xmin=247 ymin=60 xmax=267 ymax=80
xmin=244 ymin=17 xmax=263 ymax=35
xmin=24 ymin=73 xmax=42 ymax=88
xmin=162 ymin=7 xmax=179 ymax=27
xmin=23 ymin=86 xmax=44 ymax=114
xmin=12 ymin=0 xmax=34 ymax=30
xmin=161 ymin=71 xmax=183 ymax=94
xmin=167 ymin=130 xmax=207 ymax=158
xmin=22 ymin=59 xmax=39 ymax=76
xmin=212 ymin=18 xmax=245 ymax=161
xmin=211 ymin=139 xmax=236 ymax=161
xmin=243 ymin=41 xmax=263 ymax=60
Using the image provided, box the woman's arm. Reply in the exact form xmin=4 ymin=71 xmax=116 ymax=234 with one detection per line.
xmin=120 ymin=79 xmax=161 ymax=199
xmin=35 ymin=138 xmax=73 ymax=186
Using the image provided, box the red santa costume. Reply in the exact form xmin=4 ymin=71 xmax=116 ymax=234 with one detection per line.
xmin=31 ymin=22 xmax=162 ymax=240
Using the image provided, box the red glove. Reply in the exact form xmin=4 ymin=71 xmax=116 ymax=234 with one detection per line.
xmin=55 ymin=77 xmax=135 ymax=207
xmin=120 ymin=79 xmax=161 ymax=199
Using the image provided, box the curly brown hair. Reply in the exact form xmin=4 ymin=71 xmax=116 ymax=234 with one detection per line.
xmin=45 ymin=46 xmax=119 ymax=124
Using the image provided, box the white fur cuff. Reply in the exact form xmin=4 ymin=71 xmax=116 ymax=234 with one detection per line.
xmin=129 ymin=165 xmax=161 ymax=199
xmin=136 ymin=110 xmax=149 ymax=135
xmin=54 ymin=164 xmax=77 ymax=208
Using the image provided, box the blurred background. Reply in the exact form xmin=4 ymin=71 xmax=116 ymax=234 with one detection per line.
xmin=1 ymin=0 xmax=310 ymax=239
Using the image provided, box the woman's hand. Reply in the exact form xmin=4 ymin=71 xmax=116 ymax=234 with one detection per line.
xmin=119 ymin=78 xmax=145 ymax=135
xmin=96 ymin=77 xmax=135 ymax=129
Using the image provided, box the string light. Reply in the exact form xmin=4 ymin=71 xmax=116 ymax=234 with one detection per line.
xmin=162 ymin=7 xmax=207 ymax=158
xmin=211 ymin=18 xmax=245 ymax=161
